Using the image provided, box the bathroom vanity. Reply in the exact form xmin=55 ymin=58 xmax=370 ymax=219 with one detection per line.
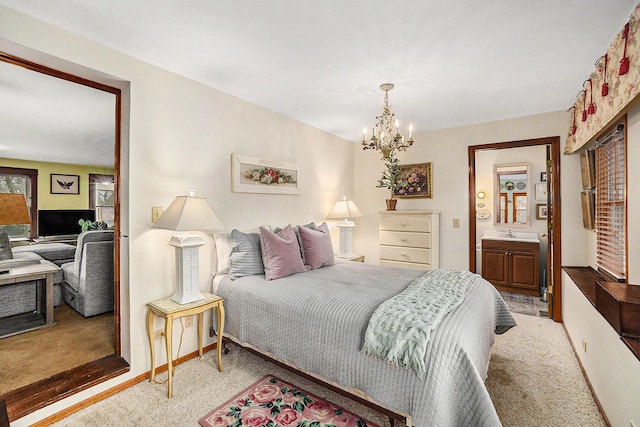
xmin=481 ymin=231 xmax=540 ymax=295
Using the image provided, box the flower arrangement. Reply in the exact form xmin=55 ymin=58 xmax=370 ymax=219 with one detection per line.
xmin=243 ymin=167 xmax=297 ymax=186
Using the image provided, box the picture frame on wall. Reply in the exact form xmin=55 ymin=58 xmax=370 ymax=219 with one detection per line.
xmin=231 ymin=153 xmax=300 ymax=195
xmin=50 ymin=174 xmax=80 ymax=195
xmin=580 ymin=149 xmax=595 ymax=190
xmin=536 ymin=204 xmax=548 ymax=220
xmin=535 ymin=183 xmax=547 ymax=201
xmin=393 ymin=162 xmax=433 ymax=199
xmin=581 ymin=190 xmax=595 ymax=230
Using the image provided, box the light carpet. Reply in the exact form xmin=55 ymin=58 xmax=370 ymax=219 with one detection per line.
xmin=51 ymin=313 xmax=605 ymax=427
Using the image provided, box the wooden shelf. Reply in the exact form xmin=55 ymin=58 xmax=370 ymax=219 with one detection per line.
xmin=563 ymin=266 xmax=640 ymax=362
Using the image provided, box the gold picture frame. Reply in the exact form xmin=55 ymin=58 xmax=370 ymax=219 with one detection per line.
xmin=393 ymin=162 xmax=433 ymax=199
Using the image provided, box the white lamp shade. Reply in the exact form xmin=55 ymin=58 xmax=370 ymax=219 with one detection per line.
xmin=153 ymin=196 xmax=224 ymax=232
xmin=326 ymin=197 xmax=363 ymax=221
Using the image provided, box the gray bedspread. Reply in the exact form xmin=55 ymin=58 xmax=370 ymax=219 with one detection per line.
xmin=216 ymin=261 xmax=515 ymax=427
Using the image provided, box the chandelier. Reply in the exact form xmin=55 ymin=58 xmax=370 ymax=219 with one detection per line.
xmin=361 ymin=83 xmax=414 ymax=159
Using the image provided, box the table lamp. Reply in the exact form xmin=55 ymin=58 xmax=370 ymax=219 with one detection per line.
xmin=152 ymin=190 xmax=225 ymax=304
xmin=0 ymin=193 xmax=31 ymax=272
xmin=326 ymin=196 xmax=363 ymax=258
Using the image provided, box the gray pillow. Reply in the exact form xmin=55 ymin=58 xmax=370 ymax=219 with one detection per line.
xmin=0 ymin=229 xmax=13 ymax=261
xmin=229 ymin=229 xmax=264 ymax=280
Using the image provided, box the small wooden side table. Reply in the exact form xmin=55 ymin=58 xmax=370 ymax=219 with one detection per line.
xmin=146 ymin=292 xmax=224 ymax=398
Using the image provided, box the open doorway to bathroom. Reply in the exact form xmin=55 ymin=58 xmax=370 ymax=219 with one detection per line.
xmin=468 ymin=137 xmax=562 ymax=322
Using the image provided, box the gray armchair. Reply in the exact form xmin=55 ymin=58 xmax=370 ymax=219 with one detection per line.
xmin=61 ymin=230 xmax=114 ymax=317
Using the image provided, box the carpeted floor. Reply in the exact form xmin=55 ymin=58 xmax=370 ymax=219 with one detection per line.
xmin=51 ymin=312 xmax=605 ymax=427
xmin=0 ymin=302 xmax=115 ymax=395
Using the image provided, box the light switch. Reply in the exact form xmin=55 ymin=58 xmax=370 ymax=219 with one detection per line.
xmin=152 ymin=206 xmax=163 ymax=223
xmin=452 ymin=218 xmax=460 ymax=228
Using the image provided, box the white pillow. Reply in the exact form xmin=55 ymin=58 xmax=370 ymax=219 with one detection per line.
xmin=213 ymin=232 xmax=232 ymax=275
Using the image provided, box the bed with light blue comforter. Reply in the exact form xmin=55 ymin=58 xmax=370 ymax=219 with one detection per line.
xmin=216 ymin=261 xmax=515 ymax=427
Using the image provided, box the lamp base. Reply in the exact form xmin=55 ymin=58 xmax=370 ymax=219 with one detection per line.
xmin=336 ymin=221 xmax=356 ymax=259
xmin=169 ymin=233 xmax=205 ymax=305
xmin=171 ymin=289 xmax=205 ymax=305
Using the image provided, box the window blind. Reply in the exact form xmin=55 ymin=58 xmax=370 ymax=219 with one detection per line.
xmin=595 ymin=124 xmax=626 ymax=280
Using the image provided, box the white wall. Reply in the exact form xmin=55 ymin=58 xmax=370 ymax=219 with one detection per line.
xmin=1 ymin=6 xmax=354 ymax=425
xmin=353 ymin=110 xmax=587 ymax=271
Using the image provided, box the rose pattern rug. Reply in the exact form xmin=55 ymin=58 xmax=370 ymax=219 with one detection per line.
xmin=199 ymin=375 xmax=379 ymax=427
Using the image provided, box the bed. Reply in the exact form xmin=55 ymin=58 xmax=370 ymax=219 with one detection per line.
xmin=214 ymin=254 xmax=515 ymax=427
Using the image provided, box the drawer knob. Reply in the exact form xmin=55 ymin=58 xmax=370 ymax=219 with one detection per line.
xmin=400 ymin=238 xmax=408 ymax=242
xmin=400 ymin=222 xmax=407 ymax=226
xmin=401 ymin=252 xmax=408 ymax=257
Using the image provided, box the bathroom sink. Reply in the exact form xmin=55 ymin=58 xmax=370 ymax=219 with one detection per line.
xmin=481 ymin=231 xmax=540 ymax=243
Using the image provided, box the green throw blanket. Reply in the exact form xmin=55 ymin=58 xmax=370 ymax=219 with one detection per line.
xmin=362 ymin=269 xmax=476 ymax=377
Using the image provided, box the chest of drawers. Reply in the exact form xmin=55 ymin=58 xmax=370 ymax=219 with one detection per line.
xmin=378 ymin=211 xmax=440 ymax=270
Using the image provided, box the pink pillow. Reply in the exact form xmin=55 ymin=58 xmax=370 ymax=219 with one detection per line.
xmin=259 ymin=225 xmax=306 ymax=280
xmin=298 ymin=222 xmax=335 ymax=269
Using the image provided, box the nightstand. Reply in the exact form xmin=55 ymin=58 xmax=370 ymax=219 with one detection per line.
xmin=146 ymin=292 xmax=224 ymax=398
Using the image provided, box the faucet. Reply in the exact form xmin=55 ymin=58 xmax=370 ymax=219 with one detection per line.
xmin=506 ymin=229 xmax=514 ymax=238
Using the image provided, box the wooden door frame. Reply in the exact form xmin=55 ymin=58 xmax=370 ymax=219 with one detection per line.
xmin=468 ymin=136 xmax=562 ymax=321
xmin=0 ymin=51 xmax=127 ymax=420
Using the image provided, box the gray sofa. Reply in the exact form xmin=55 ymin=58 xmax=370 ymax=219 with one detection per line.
xmin=61 ymin=230 xmax=114 ymax=317
xmin=0 ymin=243 xmax=75 ymax=318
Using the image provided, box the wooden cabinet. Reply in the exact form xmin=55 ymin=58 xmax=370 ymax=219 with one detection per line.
xmin=379 ymin=211 xmax=439 ymax=270
xmin=482 ymin=239 xmax=539 ymax=295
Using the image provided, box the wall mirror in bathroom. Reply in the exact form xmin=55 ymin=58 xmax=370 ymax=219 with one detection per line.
xmin=493 ymin=162 xmax=530 ymax=226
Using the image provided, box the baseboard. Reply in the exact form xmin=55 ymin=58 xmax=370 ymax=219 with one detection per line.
xmin=562 ymin=323 xmax=611 ymax=427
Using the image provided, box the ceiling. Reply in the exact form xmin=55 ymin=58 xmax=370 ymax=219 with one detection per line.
xmin=0 ymin=1 xmax=637 ymax=166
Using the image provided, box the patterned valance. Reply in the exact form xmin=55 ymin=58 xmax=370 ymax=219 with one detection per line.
xmin=564 ymin=2 xmax=639 ymax=154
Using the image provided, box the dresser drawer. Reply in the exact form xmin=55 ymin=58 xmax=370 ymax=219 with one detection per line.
xmin=379 ymin=231 xmax=431 ymax=248
xmin=380 ymin=246 xmax=430 ymax=264
xmin=380 ymin=260 xmax=432 ymax=270
xmin=379 ymin=215 xmax=431 ymax=232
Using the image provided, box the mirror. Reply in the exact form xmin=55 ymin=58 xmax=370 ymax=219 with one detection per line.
xmin=494 ymin=162 xmax=530 ymax=226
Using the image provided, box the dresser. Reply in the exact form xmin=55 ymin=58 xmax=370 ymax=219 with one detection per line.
xmin=378 ymin=211 xmax=440 ymax=270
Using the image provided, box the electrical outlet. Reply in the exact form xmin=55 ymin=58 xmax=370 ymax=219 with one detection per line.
xmin=154 ymin=330 xmax=164 ymax=341
xmin=452 ymin=218 xmax=460 ymax=228
xmin=151 ymin=206 xmax=163 ymax=223
xmin=185 ymin=316 xmax=193 ymax=328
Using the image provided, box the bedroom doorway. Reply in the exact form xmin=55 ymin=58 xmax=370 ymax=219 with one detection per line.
xmin=468 ymin=137 xmax=562 ymax=322
xmin=0 ymin=50 xmax=128 ymax=421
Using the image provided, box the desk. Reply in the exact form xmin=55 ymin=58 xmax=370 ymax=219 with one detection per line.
xmin=146 ymin=292 xmax=224 ymax=397
xmin=0 ymin=263 xmax=58 ymax=338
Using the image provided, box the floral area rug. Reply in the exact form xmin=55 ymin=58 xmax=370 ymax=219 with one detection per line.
xmin=199 ymin=375 xmax=379 ymax=427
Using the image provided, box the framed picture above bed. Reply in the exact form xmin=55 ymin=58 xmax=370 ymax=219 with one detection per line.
xmin=393 ymin=162 xmax=433 ymax=199
xmin=231 ymin=154 xmax=300 ymax=195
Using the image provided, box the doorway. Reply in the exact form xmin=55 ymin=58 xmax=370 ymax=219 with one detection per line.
xmin=468 ymin=137 xmax=562 ymax=322
xmin=0 ymin=51 xmax=128 ymax=421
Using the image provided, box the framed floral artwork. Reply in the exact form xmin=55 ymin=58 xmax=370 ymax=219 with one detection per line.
xmin=50 ymin=174 xmax=79 ymax=194
xmin=393 ymin=162 xmax=432 ymax=199
xmin=231 ymin=154 xmax=300 ymax=195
